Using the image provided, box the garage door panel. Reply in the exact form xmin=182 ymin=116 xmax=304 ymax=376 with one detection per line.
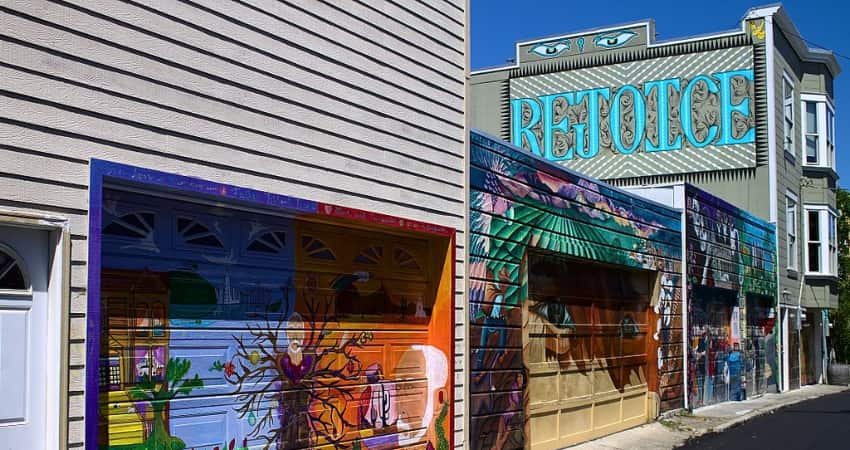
xmin=559 ymin=404 xmax=593 ymax=439
xmin=592 ymin=397 xmax=622 ymax=429
xmin=98 ymin=189 xmax=454 ymax=449
xmin=622 ymin=391 xmax=647 ymax=420
xmin=525 ymin=254 xmax=654 ymax=449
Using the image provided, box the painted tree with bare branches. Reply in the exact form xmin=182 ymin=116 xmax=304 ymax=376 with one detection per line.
xmin=225 ymin=274 xmax=374 ymax=450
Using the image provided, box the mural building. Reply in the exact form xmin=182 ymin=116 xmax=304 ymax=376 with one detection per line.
xmin=471 ymin=5 xmax=840 ymax=420
xmin=469 ymin=131 xmax=683 ymax=449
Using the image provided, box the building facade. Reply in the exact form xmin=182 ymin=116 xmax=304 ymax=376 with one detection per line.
xmin=469 ymin=4 xmax=839 ymax=397
xmin=0 ymin=1 xmax=466 ymax=449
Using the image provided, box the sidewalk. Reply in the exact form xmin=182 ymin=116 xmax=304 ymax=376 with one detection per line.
xmin=566 ymin=384 xmax=849 ymax=450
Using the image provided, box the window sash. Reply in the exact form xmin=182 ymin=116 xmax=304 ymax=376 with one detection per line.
xmin=786 ymin=196 xmax=798 ymax=270
xmin=801 ymin=98 xmax=835 ymax=169
xmin=805 ymin=207 xmax=837 ymax=275
xmin=783 ymin=77 xmax=794 ymax=155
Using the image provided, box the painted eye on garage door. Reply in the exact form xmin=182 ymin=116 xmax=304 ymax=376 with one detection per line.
xmin=621 ymin=314 xmax=640 ymax=338
xmin=532 ymin=298 xmax=575 ymax=330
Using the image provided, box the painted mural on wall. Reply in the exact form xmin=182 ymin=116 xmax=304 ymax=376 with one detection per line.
xmin=97 ymin=189 xmax=453 ymax=450
xmin=685 ymin=186 xmax=777 ymax=409
xmin=468 ymin=132 xmax=683 ymax=449
xmin=509 ymin=45 xmax=757 ymax=179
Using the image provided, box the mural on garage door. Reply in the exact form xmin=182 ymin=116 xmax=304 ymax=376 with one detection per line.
xmin=685 ymin=186 xmax=777 ymax=409
xmin=96 ymin=188 xmax=453 ymax=450
xmin=468 ymin=132 xmax=682 ymax=449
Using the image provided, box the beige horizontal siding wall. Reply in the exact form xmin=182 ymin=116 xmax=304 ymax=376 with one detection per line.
xmin=0 ymin=0 xmax=467 ymax=447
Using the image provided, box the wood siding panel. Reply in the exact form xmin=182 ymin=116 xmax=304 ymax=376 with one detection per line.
xmin=0 ymin=0 xmax=466 ymax=447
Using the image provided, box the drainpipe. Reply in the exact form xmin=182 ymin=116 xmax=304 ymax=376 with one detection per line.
xmin=796 ymin=271 xmax=805 ymax=387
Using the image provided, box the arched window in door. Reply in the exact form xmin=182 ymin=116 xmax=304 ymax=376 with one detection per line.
xmin=0 ymin=243 xmax=29 ymax=291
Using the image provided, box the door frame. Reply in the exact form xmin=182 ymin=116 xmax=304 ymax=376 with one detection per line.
xmin=0 ymin=210 xmax=70 ymax=449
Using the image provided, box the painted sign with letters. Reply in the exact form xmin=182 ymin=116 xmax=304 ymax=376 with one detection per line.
xmin=510 ymin=46 xmax=757 ymax=179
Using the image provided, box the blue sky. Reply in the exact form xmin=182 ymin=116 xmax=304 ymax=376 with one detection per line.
xmin=471 ymin=0 xmax=849 ymax=186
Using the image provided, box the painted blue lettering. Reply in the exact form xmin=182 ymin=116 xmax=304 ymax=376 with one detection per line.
xmin=511 ymin=98 xmax=542 ymax=156
xmin=714 ymin=69 xmax=756 ymax=145
xmin=575 ymin=87 xmax=611 ymax=158
xmin=610 ymin=85 xmax=646 ymax=154
xmin=541 ymin=93 xmax=575 ymax=160
xmin=644 ymin=78 xmax=682 ymax=152
xmin=680 ymin=75 xmax=719 ymax=148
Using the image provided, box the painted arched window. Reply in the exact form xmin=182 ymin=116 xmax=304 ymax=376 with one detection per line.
xmin=393 ymin=247 xmax=421 ymax=272
xmin=301 ymin=235 xmax=335 ymax=260
xmin=177 ymin=216 xmax=224 ymax=248
xmin=0 ymin=244 xmax=28 ymax=291
xmin=103 ymin=212 xmax=155 ymax=240
xmin=354 ymin=245 xmax=383 ymax=265
xmin=247 ymin=231 xmax=287 ymax=254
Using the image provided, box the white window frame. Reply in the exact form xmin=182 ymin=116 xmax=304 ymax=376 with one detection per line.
xmin=785 ymin=191 xmax=799 ymax=271
xmin=800 ymin=93 xmax=836 ymax=169
xmin=783 ymin=72 xmax=796 ymax=158
xmin=804 ymin=205 xmax=838 ymax=276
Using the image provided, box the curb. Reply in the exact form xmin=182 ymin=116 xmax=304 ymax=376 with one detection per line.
xmin=693 ymin=386 xmax=850 ymax=436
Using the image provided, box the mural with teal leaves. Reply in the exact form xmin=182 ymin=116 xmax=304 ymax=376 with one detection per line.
xmin=468 ymin=131 xmax=683 ymax=450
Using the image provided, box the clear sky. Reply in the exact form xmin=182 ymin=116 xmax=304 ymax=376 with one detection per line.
xmin=471 ymin=0 xmax=849 ymax=187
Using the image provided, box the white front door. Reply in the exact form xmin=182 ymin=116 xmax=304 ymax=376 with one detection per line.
xmin=0 ymin=225 xmax=49 ymax=449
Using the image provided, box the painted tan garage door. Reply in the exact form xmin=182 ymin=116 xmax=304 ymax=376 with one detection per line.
xmin=525 ymin=255 xmax=652 ymax=450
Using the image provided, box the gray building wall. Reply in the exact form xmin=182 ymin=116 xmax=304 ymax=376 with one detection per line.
xmin=0 ymin=1 xmax=467 ymax=447
xmin=773 ymin=23 xmax=806 ymax=309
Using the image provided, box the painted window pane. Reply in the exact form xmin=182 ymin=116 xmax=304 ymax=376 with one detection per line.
xmin=247 ymin=231 xmax=287 ymax=254
xmin=104 ymin=212 xmax=155 ymax=239
xmin=177 ymin=217 xmax=224 ymax=248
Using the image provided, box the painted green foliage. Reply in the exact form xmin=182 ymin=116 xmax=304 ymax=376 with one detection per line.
xmin=469 ymin=132 xmax=681 ymax=313
xmin=112 ymin=358 xmax=204 ymax=450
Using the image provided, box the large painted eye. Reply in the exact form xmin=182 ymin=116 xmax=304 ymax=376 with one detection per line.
xmin=621 ymin=315 xmax=640 ymax=338
xmin=532 ymin=299 xmax=575 ymax=330
xmin=593 ymin=30 xmax=637 ymax=49
xmin=529 ymin=40 xmax=571 ymax=58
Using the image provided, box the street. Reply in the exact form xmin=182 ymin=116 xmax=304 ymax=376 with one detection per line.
xmin=678 ymin=390 xmax=850 ymax=449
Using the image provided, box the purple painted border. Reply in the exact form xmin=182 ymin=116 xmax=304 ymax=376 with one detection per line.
xmin=85 ymin=159 xmax=319 ymax=448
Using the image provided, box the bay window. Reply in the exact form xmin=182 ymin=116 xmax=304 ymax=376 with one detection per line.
xmin=801 ymin=94 xmax=836 ymax=169
xmin=804 ymin=206 xmax=838 ymax=275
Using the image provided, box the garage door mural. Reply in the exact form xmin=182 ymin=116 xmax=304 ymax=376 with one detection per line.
xmin=468 ymin=131 xmax=682 ymax=450
xmin=94 ymin=179 xmax=454 ymax=450
xmin=685 ymin=186 xmax=776 ymax=409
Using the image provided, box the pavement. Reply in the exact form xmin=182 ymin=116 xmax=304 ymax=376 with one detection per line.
xmin=565 ymin=384 xmax=849 ymax=450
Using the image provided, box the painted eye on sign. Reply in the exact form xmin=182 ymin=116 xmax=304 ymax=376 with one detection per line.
xmin=529 ymin=40 xmax=571 ymax=57
xmin=593 ymin=30 xmax=638 ymax=49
